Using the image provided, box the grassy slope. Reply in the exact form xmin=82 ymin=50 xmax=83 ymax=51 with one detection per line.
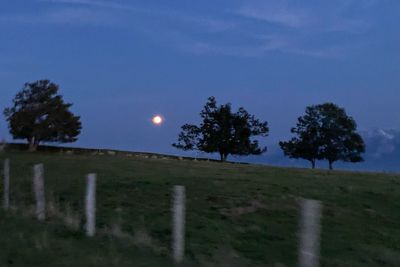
xmin=0 ymin=150 xmax=399 ymax=267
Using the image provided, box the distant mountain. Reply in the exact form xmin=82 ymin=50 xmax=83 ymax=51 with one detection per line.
xmin=242 ymin=128 xmax=400 ymax=173
xmin=359 ymin=128 xmax=400 ymax=172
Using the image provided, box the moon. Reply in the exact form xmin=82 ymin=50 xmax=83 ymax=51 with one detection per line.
xmin=152 ymin=115 xmax=163 ymax=125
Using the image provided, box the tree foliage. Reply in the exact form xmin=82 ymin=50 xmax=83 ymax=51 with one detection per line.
xmin=4 ymin=80 xmax=82 ymax=151
xmin=279 ymin=106 xmax=323 ymax=169
xmin=173 ymin=97 xmax=269 ymax=161
xmin=280 ymin=103 xmax=365 ymax=169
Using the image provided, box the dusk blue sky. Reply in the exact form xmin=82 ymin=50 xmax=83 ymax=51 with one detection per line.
xmin=1 ymin=0 xmax=399 ymax=164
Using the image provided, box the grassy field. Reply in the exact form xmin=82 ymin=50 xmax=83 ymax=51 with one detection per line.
xmin=0 ymin=149 xmax=399 ymax=266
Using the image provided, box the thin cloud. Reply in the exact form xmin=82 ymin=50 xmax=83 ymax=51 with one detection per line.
xmin=235 ymin=0 xmax=373 ymax=34
xmin=40 ymin=0 xmax=368 ymax=58
xmin=42 ymin=0 xmax=236 ymax=32
xmin=226 ymin=0 xmax=380 ymax=58
xmin=236 ymin=1 xmax=308 ymax=28
xmin=171 ymin=32 xmax=343 ymax=59
xmin=1 ymin=0 xmax=381 ymax=59
xmin=260 ymin=34 xmax=347 ymax=58
xmin=0 ymin=7 xmax=121 ymax=27
xmin=41 ymin=0 xmax=135 ymax=11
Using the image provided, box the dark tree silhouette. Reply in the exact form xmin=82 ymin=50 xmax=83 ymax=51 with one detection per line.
xmin=280 ymin=103 xmax=365 ymax=170
xmin=4 ymin=80 xmax=82 ymax=151
xmin=317 ymin=103 xmax=365 ymax=170
xmin=279 ymin=105 xmax=323 ymax=169
xmin=173 ymin=97 xmax=269 ymax=162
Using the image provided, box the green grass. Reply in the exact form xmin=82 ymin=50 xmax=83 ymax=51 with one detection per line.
xmin=0 ymin=150 xmax=400 ymax=266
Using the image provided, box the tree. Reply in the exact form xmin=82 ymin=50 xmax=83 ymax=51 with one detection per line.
xmin=173 ymin=97 xmax=269 ymax=162
xmin=279 ymin=105 xmax=323 ymax=169
xmin=280 ymin=103 xmax=365 ymax=170
xmin=4 ymin=80 xmax=82 ymax=151
xmin=317 ymin=103 xmax=365 ymax=170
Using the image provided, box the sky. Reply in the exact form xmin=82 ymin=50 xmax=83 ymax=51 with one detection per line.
xmin=0 ymin=0 xmax=399 ymax=165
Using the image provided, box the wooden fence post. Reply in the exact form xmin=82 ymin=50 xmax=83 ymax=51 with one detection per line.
xmin=298 ymin=199 xmax=323 ymax=267
xmin=85 ymin=173 xmax=97 ymax=237
xmin=33 ymin=164 xmax=46 ymax=221
xmin=3 ymin=159 xmax=10 ymax=211
xmin=172 ymin=185 xmax=186 ymax=264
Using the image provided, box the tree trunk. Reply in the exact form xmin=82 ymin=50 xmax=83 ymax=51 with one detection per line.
xmin=28 ymin=137 xmax=39 ymax=152
xmin=219 ymin=152 xmax=228 ymax=162
xmin=28 ymin=138 xmax=35 ymax=152
xmin=311 ymin=160 xmax=316 ymax=169
xmin=328 ymin=160 xmax=333 ymax=170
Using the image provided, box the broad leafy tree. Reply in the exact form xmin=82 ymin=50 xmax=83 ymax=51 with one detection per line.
xmin=317 ymin=103 xmax=365 ymax=170
xmin=279 ymin=106 xmax=323 ymax=169
xmin=280 ymin=103 xmax=365 ymax=170
xmin=4 ymin=80 xmax=82 ymax=151
xmin=173 ymin=97 xmax=269 ymax=162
